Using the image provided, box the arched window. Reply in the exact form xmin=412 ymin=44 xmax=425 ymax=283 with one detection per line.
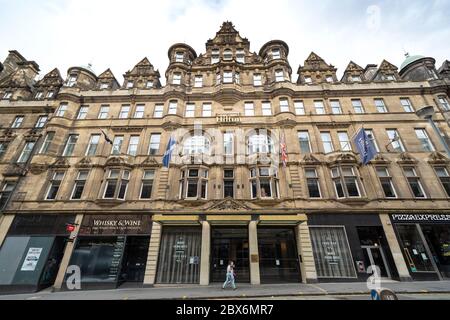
xmin=248 ymin=130 xmax=273 ymax=154
xmin=183 ymin=133 xmax=211 ymax=155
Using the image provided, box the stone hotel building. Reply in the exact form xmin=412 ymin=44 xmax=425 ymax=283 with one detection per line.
xmin=0 ymin=22 xmax=449 ymax=293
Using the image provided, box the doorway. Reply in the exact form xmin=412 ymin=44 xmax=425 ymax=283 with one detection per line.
xmin=361 ymin=246 xmax=391 ymax=278
xmin=211 ymin=228 xmax=250 ymax=283
xmin=258 ymin=228 xmax=301 ymax=283
xmin=119 ymin=236 xmax=150 ymax=284
xmin=422 ymin=225 xmax=450 ymax=279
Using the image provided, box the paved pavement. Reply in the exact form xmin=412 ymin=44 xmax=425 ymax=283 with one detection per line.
xmin=0 ymin=281 xmax=449 ymax=300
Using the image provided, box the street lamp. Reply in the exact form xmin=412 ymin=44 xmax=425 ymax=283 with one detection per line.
xmin=416 ymin=106 xmax=450 ymax=157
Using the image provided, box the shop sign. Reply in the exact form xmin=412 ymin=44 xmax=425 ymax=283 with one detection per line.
xmin=20 ymin=248 xmax=43 ymax=271
xmin=391 ymin=214 xmax=450 ymax=224
xmin=79 ymin=215 xmax=152 ymax=235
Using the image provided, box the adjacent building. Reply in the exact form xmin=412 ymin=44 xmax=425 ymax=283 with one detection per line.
xmin=0 ymin=22 xmax=449 ymax=293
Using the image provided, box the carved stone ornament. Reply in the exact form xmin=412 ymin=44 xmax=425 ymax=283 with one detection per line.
xmin=371 ymin=154 xmax=391 ymax=164
xmin=76 ymin=157 xmax=93 ymax=168
xmin=29 ymin=163 xmax=49 ymax=175
xmin=302 ymin=154 xmax=321 ymax=165
xmin=207 ymin=198 xmax=252 ymax=212
xmin=330 ymin=153 xmax=359 ymax=165
xmin=105 ymin=156 xmax=132 ymax=168
xmin=141 ymin=156 xmax=160 ymax=167
xmin=3 ymin=164 xmax=28 ymax=177
xmin=428 ymin=151 xmax=450 ymax=164
xmin=51 ymin=157 xmax=70 ymax=168
xmin=397 ymin=152 xmax=417 ymax=164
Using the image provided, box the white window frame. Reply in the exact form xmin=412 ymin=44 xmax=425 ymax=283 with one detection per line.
xmin=352 ymin=99 xmax=364 ymax=114
xmin=127 ymin=136 xmax=140 ymax=156
xmin=244 ymin=102 xmax=255 ymax=116
xmin=148 ymin=134 xmax=161 ymax=155
xmin=85 ymin=134 xmax=101 ymax=156
xmin=321 ymin=132 xmax=334 ymax=154
xmin=134 ymin=105 xmax=145 ymax=119
xmin=55 ymin=103 xmax=68 ymax=117
xmin=330 ymin=100 xmax=342 ymax=114
xmin=77 ymin=106 xmax=89 ymax=120
xmin=185 ymin=103 xmax=195 ymax=117
xmin=415 ymin=129 xmax=435 ymax=152
xmin=153 ymin=104 xmax=164 ymax=118
xmin=17 ymin=142 xmax=35 ymax=163
xmin=172 ymin=73 xmax=182 ymax=85
xmin=168 ymin=101 xmax=178 ymax=115
xmin=194 ymin=75 xmax=203 ymax=88
xmin=98 ymin=105 xmax=110 ymax=119
xmin=279 ymin=99 xmax=290 ymax=113
xmin=338 ymin=132 xmax=352 ymax=151
xmin=314 ymin=101 xmax=326 ymax=115
xmin=400 ymin=98 xmax=414 ymax=113
xmin=262 ymin=102 xmax=272 ymax=116
xmin=119 ymin=105 xmax=130 ymax=119
xmin=375 ymin=99 xmax=388 ymax=113
xmin=202 ymin=103 xmax=212 ymax=117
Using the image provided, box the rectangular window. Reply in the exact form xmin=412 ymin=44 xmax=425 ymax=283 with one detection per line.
xmin=330 ymin=100 xmax=342 ymax=114
xmin=11 ymin=116 xmax=24 ymax=128
xmin=415 ymin=129 xmax=435 ymax=152
xmin=262 ymin=102 xmax=272 ymax=116
xmin=298 ymin=131 xmax=312 ymax=153
xmin=294 ymin=101 xmax=305 ymax=115
xmin=304 ymin=76 xmax=312 ymax=84
xmin=17 ymin=142 xmax=35 ymax=163
xmin=126 ymin=81 xmax=134 ymax=89
xmin=119 ymin=105 xmax=130 ymax=119
xmin=146 ymin=80 xmax=154 ymax=89
xmin=86 ymin=134 xmax=100 ymax=156
xmin=67 ymin=75 xmax=77 ymax=87
xmin=202 ymin=103 xmax=212 ymax=117
xmin=46 ymin=91 xmax=54 ymax=99
xmin=224 ymin=132 xmax=234 ymax=156
xmin=326 ymin=75 xmax=334 ymax=83
xmin=98 ymin=105 xmax=110 ymax=119
xmin=404 ymin=167 xmax=426 ymax=198
xmin=77 ymin=106 xmax=89 ymax=119
xmin=3 ymin=92 xmax=12 ymax=99
xmin=0 ymin=143 xmax=7 ymax=159
xmin=244 ymin=102 xmax=255 ymax=116
xmin=109 ymin=136 xmax=123 ymax=155
xmin=343 ymin=167 xmax=361 ymax=197
xmin=211 ymin=49 xmax=220 ymax=64
xmin=104 ymin=169 xmax=119 ymax=199
xmin=310 ymin=227 xmax=357 ymax=278
xmin=375 ymin=99 xmax=388 ymax=113
xmin=376 ymin=167 xmax=397 ymax=198
xmin=280 ymin=99 xmax=290 ymax=113
xmin=216 ymin=73 xmax=221 ymax=85
xmin=194 ymin=75 xmax=203 ymax=88
xmin=71 ymin=170 xmax=89 ymax=200
xmin=100 ymin=83 xmax=109 ymax=90
xmin=253 ymin=74 xmax=262 ymax=86
xmin=338 ymin=132 xmax=352 ymax=151
xmin=352 ymin=99 xmax=364 ymax=113
xmin=46 ymin=172 xmax=65 ymax=200
xmin=0 ymin=182 xmax=15 ymax=210
xmin=35 ymin=116 xmax=48 ymax=128
xmin=39 ymin=132 xmax=55 ymax=154
xmin=172 ymin=73 xmax=182 ymax=85
xmin=63 ymin=135 xmax=78 ymax=157
xmin=56 ymin=103 xmax=68 ymax=117
xmin=314 ymin=101 xmax=326 ymax=114
xmin=331 ymin=168 xmax=345 ymax=198
xmin=223 ymin=72 xmax=233 ymax=84
xmin=140 ymin=170 xmax=155 ymax=199
xmin=365 ymin=129 xmax=380 ymax=152
xmin=321 ymin=132 xmax=334 ymax=154
xmin=175 ymin=52 xmax=184 ymax=62
xmin=386 ymin=129 xmax=405 ymax=152
xmin=153 ymin=104 xmax=164 ymax=118
xmin=127 ymin=136 xmax=140 ymax=156
xmin=351 ymin=75 xmax=361 ymax=82
xmin=235 ymin=72 xmax=240 ymax=84
xmin=185 ymin=103 xmax=195 ymax=117
xmin=400 ymin=98 xmax=414 ymax=113
xmin=118 ymin=171 xmax=130 ymax=200
xmin=168 ymin=101 xmax=178 ymax=115
xmin=236 ymin=49 xmax=245 ymax=64
xmin=224 ymin=169 xmax=234 ymax=198
xmin=435 ymin=167 xmax=450 ymax=197
xmin=148 ymin=134 xmax=161 ymax=155
xmin=272 ymin=48 xmax=281 ymax=60
xmin=305 ymin=168 xmax=321 ymax=198
xmin=134 ymin=105 xmax=145 ymax=118
xmin=275 ymin=70 xmax=284 ymax=82
xmin=438 ymin=96 xmax=450 ymax=111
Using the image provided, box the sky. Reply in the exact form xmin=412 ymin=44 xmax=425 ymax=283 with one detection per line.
xmin=0 ymin=0 xmax=449 ymax=84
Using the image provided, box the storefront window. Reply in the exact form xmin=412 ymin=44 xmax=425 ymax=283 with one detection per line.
xmin=422 ymin=225 xmax=450 ymax=278
xmin=396 ymin=225 xmax=434 ymax=272
xmin=310 ymin=227 xmax=357 ymax=278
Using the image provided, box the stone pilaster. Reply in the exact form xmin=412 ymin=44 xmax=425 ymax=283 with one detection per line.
xmin=296 ymin=222 xmax=318 ymax=283
xmin=143 ymin=222 xmax=162 ymax=286
xmin=199 ymin=221 xmax=211 ymax=286
xmin=0 ymin=214 xmax=15 ymax=248
xmin=249 ymin=220 xmax=261 ymax=285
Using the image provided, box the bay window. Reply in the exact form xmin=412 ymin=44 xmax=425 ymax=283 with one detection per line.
xmin=179 ymin=168 xmax=209 ymax=200
xmin=249 ymin=167 xmax=279 ymax=199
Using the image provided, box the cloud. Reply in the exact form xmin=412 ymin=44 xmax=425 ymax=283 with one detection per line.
xmin=0 ymin=0 xmax=449 ymax=84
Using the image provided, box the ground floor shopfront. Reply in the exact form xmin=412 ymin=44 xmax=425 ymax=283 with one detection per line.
xmin=0 ymin=211 xmax=448 ymax=293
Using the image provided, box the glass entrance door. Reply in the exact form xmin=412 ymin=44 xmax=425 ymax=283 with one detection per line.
xmin=422 ymin=225 xmax=450 ymax=279
xmin=258 ymin=228 xmax=301 ymax=283
xmin=119 ymin=236 xmax=150 ymax=284
xmin=211 ymin=228 xmax=250 ymax=283
xmin=362 ymin=246 xmax=391 ymax=278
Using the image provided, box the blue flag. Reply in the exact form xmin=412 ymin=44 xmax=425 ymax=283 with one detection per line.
xmin=354 ymin=128 xmax=377 ymax=165
xmin=163 ymin=136 xmax=176 ymax=168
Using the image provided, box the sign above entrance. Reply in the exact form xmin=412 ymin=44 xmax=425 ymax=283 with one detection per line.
xmin=79 ymin=215 xmax=152 ymax=235
xmin=391 ymin=214 xmax=450 ymax=224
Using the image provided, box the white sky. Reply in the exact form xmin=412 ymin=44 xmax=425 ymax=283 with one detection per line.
xmin=1 ymin=0 xmax=449 ymax=84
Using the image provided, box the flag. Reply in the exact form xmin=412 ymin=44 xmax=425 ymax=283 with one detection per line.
xmin=280 ymin=133 xmax=288 ymax=168
xmin=101 ymin=129 xmax=113 ymax=145
xmin=354 ymin=128 xmax=378 ymax=165
xmin=163 ymin=136 xmax=176 ymax=168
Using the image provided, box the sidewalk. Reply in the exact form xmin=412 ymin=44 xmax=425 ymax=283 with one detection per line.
xmin=1 ymin=281 xmax=450 ymax=300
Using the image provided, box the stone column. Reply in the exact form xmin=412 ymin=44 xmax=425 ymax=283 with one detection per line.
xmin=379 ymin=214 xmax=412 ymax=281
xmin=53 ymin=214 xmax=84 ymax=291
xmin=143 ymin=222 xmax=163 ymax=286
xmin=199 ymin=221 xmax=211 ymax=286
xmin=296 ymin=222 xmax=318 ymax=283
xmin=248 ymin=220 xmax=260 ymax=285
xmin=0 ymin=214 xmax=15 ymax=248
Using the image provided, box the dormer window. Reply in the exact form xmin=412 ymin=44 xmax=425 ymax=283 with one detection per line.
xmin=179 ymin=168 xmax=209 ymax=200
xmin=67 ymin=74 xmax=77 ymax=87
xmin=46 ymin=91 xmax=54 ymax=99
xmin=351 ymin=75 xmax=361 ymax=82
xmin=326 ymin=75 xmax=334 ymax=83
xmin=100 ymin=83 xmax=109 ymax=90
xmin=126 ymin=81 xmax=134 ymax=89
xmin=223 ymin=49 xmax=233 ymax=61
xmin=275 ymin=70 xmax=284 ymax=82
xmin=211 ymin=49 xmax=220 ymax=64
xmin=304 ymin=76 xmax=312 ymax=84
xmin=3 ymin=92 xmax=13 ymax=100
xmin=175 ymin=52 xmax=184 ymax=63
xmin=272 ymin=48 xmax=281 ymax=60
xmin=35 ymin=91 xmax=44 ymax=99
xmin=236 ymin=49 xmax=245 ymax=63
xmin=385 ymin=74 xmax=395 ymax=81
xmin=146 ymin=80 xmax=154 ymax=89
xmin=428 ymin=68 xmax=439 ymax=80
xmin=173 ymin=73 xmax=182 ymax=85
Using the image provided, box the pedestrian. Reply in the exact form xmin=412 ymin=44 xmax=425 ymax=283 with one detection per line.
xmin=222 ymin=260 xmax=237 ymax=290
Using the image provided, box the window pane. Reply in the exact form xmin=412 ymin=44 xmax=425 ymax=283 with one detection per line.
xmin=298 ymin=131 xmax=311 ymax=153
xmin=187 ymin=181 xmax=198 ymax=197
xmin=345 ymin=177 xmax=360 ymax=197
xmin=260 ymin=179 xmax=272 ymax=197
xmin=295 ymin=101 xmax=305 ymax=115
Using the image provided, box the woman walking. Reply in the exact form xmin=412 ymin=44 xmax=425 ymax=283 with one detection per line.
xmin=222 ymin=260 xmax=237 ymax=290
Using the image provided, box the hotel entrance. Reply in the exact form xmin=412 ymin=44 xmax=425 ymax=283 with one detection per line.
xmin=258 ymin=228 xmax=301 ymax=283
xmin=211 ymin=228 xmax=250 ymax=283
